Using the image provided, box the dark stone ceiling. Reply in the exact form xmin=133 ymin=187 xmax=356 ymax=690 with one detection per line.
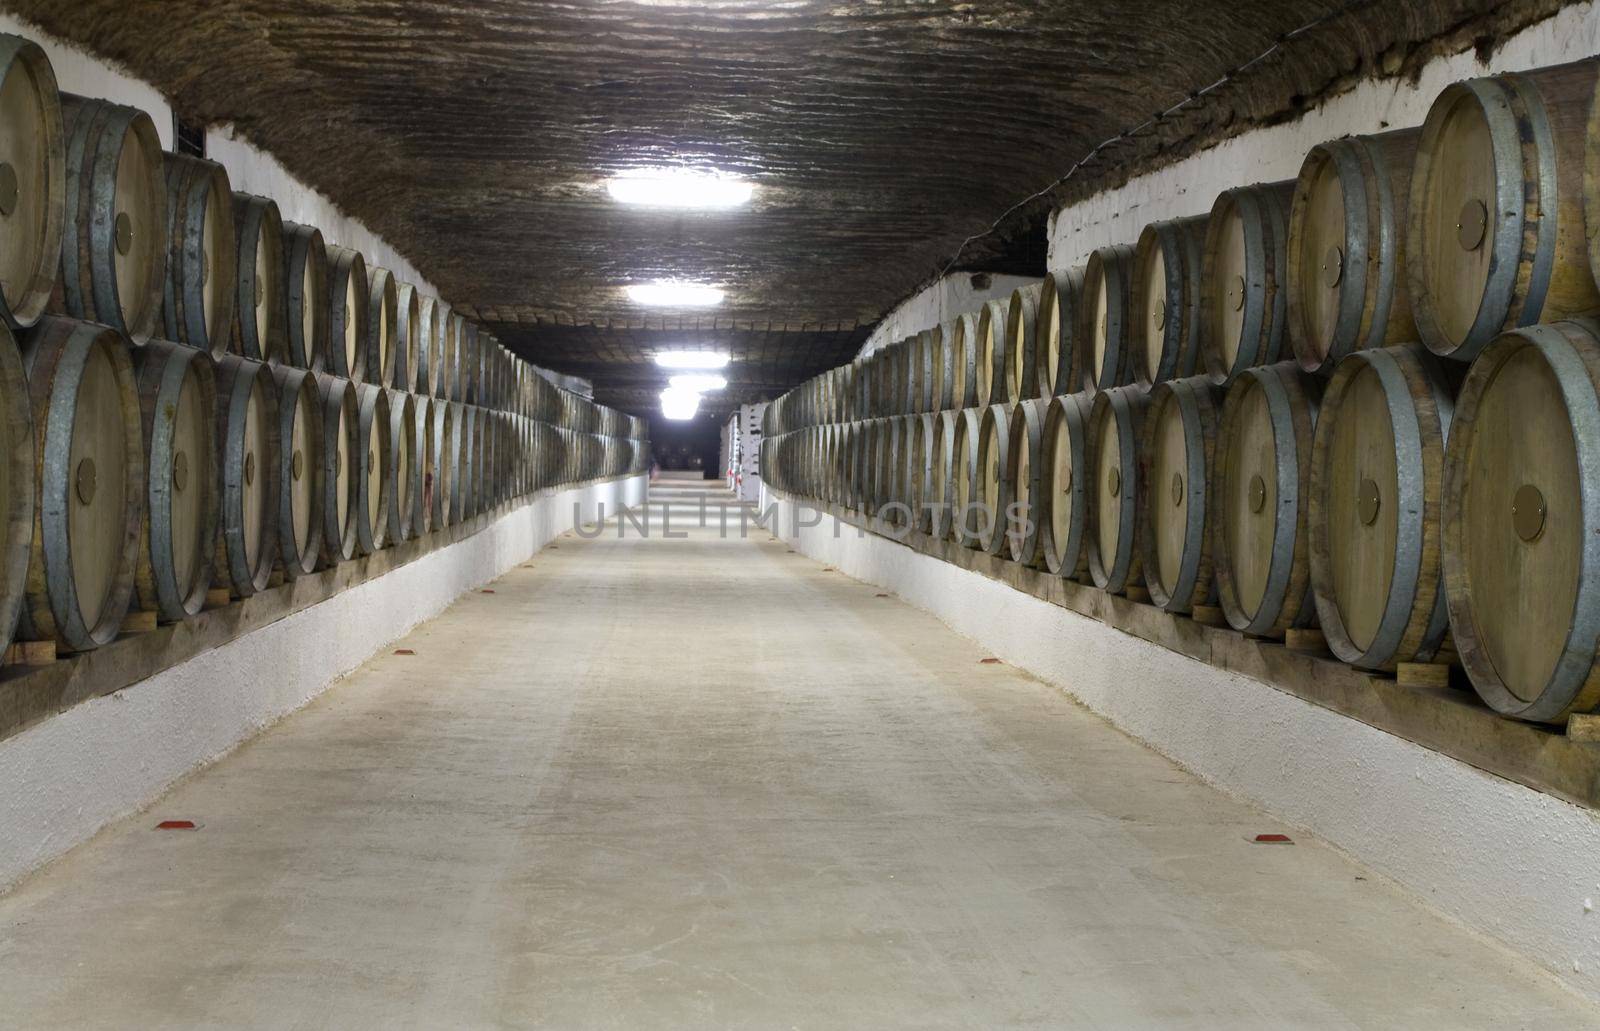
xmin=7 ymin=0 xmax=1567 ymax=415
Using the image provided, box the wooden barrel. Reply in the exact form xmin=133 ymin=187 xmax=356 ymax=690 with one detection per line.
xmin=1309 ymin=345 xmax=1450 ymax=670
xmin=974 ymin=300 xmax=1008 ymax=408
xmin=1132 ymin=215 xmax=1206 ymax=387
xmin=1201 ymin=181 xmax=1294 ymax=383
xmin=1441 ymin=318 xmax=1600 ymax=721
xmin=416 ymin=396 xmax=436 ymax=535
xmin=976 ymin=403 xmax=1015 ymax=554
xmin=55 ymin=95 xmax=165 ymax=343
xmin=1087 ymin=386 xmax=1148 ymax=593
xmin=1412 ymin=62 xmax=1600 ymax=361
xmin=459 ymin=322 xmax=479 ymax=406
xmin=1081 ymin=245 xmax=1137 ymax=393
xmin=282 ymin=220 xmax=327 ymax=371
xmin=415 ymin=295 xmax=441 ymax=396
xmin=393 ymin=282 xmax=420 ymax=392
xmin=18 ymin=317 xmax=142 ymax=650
xmin=269 ymin=365 xmax=323 ymax=578
xmin=1214 ymin=361 xmax=1320 ymax=634
xmin=0 ymin=36 xmax=65 ymax=331
xmin=1139 ymin=376 xmax=1223 ymax=613
xmin=231 ymin=193 xmax=284 ymax=363
xmin=907 ymin=413 xmax=935 ymax=533
xmin=131 ymin=338 xmax=216 ymax=621
xmin=212 ymin=355 xmax=279 ymax=597
xmin=1005 ymin=398 xmax=1046 ymax=566
xmin=316 ymin=375 xmax=357 ymax=564
xmin=949 ymin=408 xmax=982 ymax=547
xmin=924 ymin=325 xmax=950 ymax=413
xmin=450 ymin=400 xmax=471 ymax=523
xmin=947 ymin=312 xmax=979 ymax=410
xmin=471 ymin=407 xmax=489 ymax=513
xmin=909 ymin=330 xmax=932 ymax=414
xmin=1005 ymin=285 xmax=1041 ymax=403
xmin=0 ymin=319 xmax=32 ymax=656
xmin=364 ymin=265 xmax=397 ymax=388
xmin=326 ymin=245 xmax=369 ymax=383
xmin=433 ymin=303 xmax=456 ymax=401
xmin=354 ymin=383 xmax=392 ymax=554
xmin=1035 ymin=269 xmax=1085 ymax=399
xmin=1039 ymin=393 xmax=1092 ymax=580
xmin=386 ymin=388 xmax=419 ymax=542
xmin=431 ymin=397 xmax=456 ymax=528
xmin=1287 ymin=130 xmax=1420 ymax=375
xmin=161 ymin=153 xmax=236 ymax=356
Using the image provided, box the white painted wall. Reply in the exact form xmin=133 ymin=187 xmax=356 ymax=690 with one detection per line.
xmin=860 ymin=272 xmax=1037 ymax=355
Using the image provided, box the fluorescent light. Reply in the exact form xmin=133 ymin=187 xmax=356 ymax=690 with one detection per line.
xmin=669 ymin=373 xmax=727 ymax=391
xmin=660 ymin=387 xmax=701 ymax=420
xmin=606 ymin=168 xmax=753 ymax=209
xmin=626 ymin=282 xmax=724 ymax=307
xmin=653 ymin=351 xmax=730 ymax=370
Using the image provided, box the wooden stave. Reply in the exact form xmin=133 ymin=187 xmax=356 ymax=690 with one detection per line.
xmin=212 ymin=354 xmax=280 ymax=597
xmin=1081 ymin=244 xmax=1137 ymax=393
xmin=1200 ymin=180 xmax=1295 ymax=384
xmin=17 ymin=316 xmax=143 ymax=651
xmin=0 ymin=318 xmax=34 ymax=657
xmin=1035 ymin=268 xmax=1086 ymax=400
xmin=1131 ymin=215 xmax=1207 ymax=388
xmin=315 ymin=374 xmax=357 ymax=564
xmin=1005 ymin=397 xmax=1047 ymax=566
xmin=450 ymin=400 xmax=471 ymax=523
xmin=1004 ymin=284 xmax=1041 ymax=403
xmin=394 ymin=283 xmax=422 ymax=393
xmin=907 ymin=412 xmax=936 ymax=533
xmin=1138 ymin=375 xmax=1223 ymax=613
xmin=231 ymin=192 xmax=285 ymax=363
xmin=131 ymin=338 xmax=217 ymax=621
xmin=1287 ymin=130 xmax=1420 ymax=375
xmin=364 ymin=265 xmax=398 ymax=389
xmin=1213 ymin=361 xmax=1321 ymax=635
xmin=459 ymin=321 xmax=479 ymax=405
xmin=1309 ymin=344 xmax=1451 ymax=671
xmin=1039 ymin=392 xmax=1092 ymax=580
xmin=949 ymin=407 xmax=983 ymax=547
xmin=55 ymin=94 xmax=166 ymax=344
xmin=353 ymin=382 xmax=392 ymax=555
xmin=433 ymin=304 xmax=456 ymax=401
xmin=281 ymin=221 xmax=327 ymax=371
xmin=976 ymin=402 xmax=1015 ymax=555
xmin=161 ymin=152 xmax=236 ymax=356
xmin=1412 ymin=62 xmax=1600 ymax=362
xmin=385 ymin=388 xmax=419 ymax=542
xmin=948 ymin=312 xmax=980 ymax=410
xmin=974 ymin=299 xmax=1008 ymax=409
xmin=268 ymin=364 xmax=324 ymax=579
xmin=326 ymin=245 xmax=369 ymax=383
xmin=415 ymin=295 xmax=441 ymax=396
xmin=0 ymin=35 xmax=65 ymax=331
xmin=1086 ymin=385 xmax=1149 ymax=593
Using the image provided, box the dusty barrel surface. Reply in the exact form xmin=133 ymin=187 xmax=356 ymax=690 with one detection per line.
xmin=1288 ymin=130 xmax=1419 ymax=375
xmin=1213 ymin=361 xmax=1321 ymax=635
xmin=231 ymin=193 xmax=284 ymax=363
xmin=55 ymin=94 xmax=165 ymax=343
xmin=459 ymin=322 xmax=479 ymax=406
xmin=450 ymin=400 xmax=471 ymax=523
xmin=1139 ymin=375 xmax=1223 ymax=613
xmin=1006 ymin=398 xmax=1046 ymax=566
xmin=1310 ymin=344 xmax=1451 ymax=671
xmin=18 ymin=316 xmax=143 ymax=651
xmin=365 ymin=265 xmax=398 ymax=388
xmin=1005 ymin=284 xmax=1041 ymax=403
xmin=1040 ymin=392 xmax=1091 ymax=580
xmin=282 ymin=220 xmax=327 ymax=371
xmin=431 ymin=398 xmax=456 ymax=527
xmin=212 ymin=354 xmax=279 ymax=597
xmin=1087 ymin=385 xmax=1148 ymax=593
xmin=974 ymin=300 xmax=1008 ymax=409
xmin=948 ymin=408 xmax=982 ymax=546
xmin=1412 ymin=61 xmax=1600 ymax=361
xmin=1132 ymin=215 xmax=1206 ymax=388
xmin=316 ymin=375 xmax=357 ymax=564
xmin=433 ymin=304 xmax=456 ymax=401
xmin=270 ymin=365 xmax=323 ymax=579
xmin=415 ymin=295 xmax=442 ymax=396
xmin=0 ymin=35 xmax=65 ymax=331
xmin=161 ymin=152 xmax=236 ymax=356
xmin=394 ymin=283 xmax=422 ymax=392
xmin=1443 ymin=319 xmax=1600 ymax=722
xmin=947 ymin=312 xmax=979 ymax=410
xmin=386 ymin=388 xmax=418 ymax=542
xmin=1201 ymin=181 xmax=1295 ymax=383
xmin=326 ymin=245 xmax=369 ymax=383
xmin=131 ymin=338 xmax=216 ymax=622
xmin=1081 ymin=245 xmax=1137 ymax=393
xmin=1035 ymin=268 xmax=1085 ymax=400
xmin=976 ymin=402 xmax=1015 ymax=554
xmin=354 ymin=383 xmax=392 ymax=554
xmin=0 ymin=319 xmax=34 ymax=655
xmin=415 ymin=396 xmax=436 ymax=535
xmin=908 ymin=412 xmax=936 ymax=533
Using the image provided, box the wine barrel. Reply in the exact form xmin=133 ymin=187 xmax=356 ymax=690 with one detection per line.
xmin=354 ymin=383 xmax=392 ymax=554
xmin=1087 ymin=386 xmax=1148 ymax=593
xmin=0 ymin=319 xmax=31 ymax=657
xmin=231 ymin=193 xmax=284 ymax=363
xmin=1003 ymin=398 xmax=1046 ymax=565
xmin=974 ymin=300 xmax=1008 ymax=408
xmin=18 ymin=317 xmax=142 ymax=651
xmin=416 ymin=396 xmax=436 ymax=535
xmin=949 ymin=408 xmax=983 ymax=547
xmin=386 ymin=389 xmax=419 ymax=542
xmin=1040 ymin=392 xmax=1091 ymax=580
xmin=1081 ymin=245 xmax=1137 ymax=393
xmin=269 ymin=365 xmax=323 ymax=579
xmin=131 ymin=338 xmax=216 ymax=621
xmin=470 ymin=406 xmax=488 ymax=515
xmin=415 ymin=294 xmax=442 ymax=396
xmin=1214 ymin=362 xmax=1320 ymax=635
xmin=1005 ymin=285 xmax=1041 ymax=403
xmin=947 ymin=312 xmax=980 ymax=410
xmin=0 ymin=35 xmax=65 ymax=330
xmin=909 ymin=330 xmax=932 ymax=414
xmin=907 ymin=412 xmax=936 ymax=533
xmin=976 ymin=403 xmax=1015 ymax=554
xmin=282 ymin=220 xmax=327 ymax=371
xmin=1139 ymin=376 xmax=1223 ymax=613
xmin=459 ymin=322 xmax=479 ymax=406
xmin=56 ymin=94 xmax=165 ymax=343
xmin=926 ymin=324 xmax=950 ymax=413
xmin=1441 ymin=318 xmax=1600 ymax=721
xmin=212 ymin=355 xmax=279 ymax=597
xmin=431 ymin=397 xmax=455 ymax=528
xmin=1132 ymin=215 xmax=1206 ymax=387
xmin=1412 ymin=62 xmax=1600 ymax=361
xmin=434 ymin=303 xmax=456 ymax=401
xmin=1309 ymin=345 xmax=1450 ymax=671
xmin=1201 ymin=181 xmax=1294 ymax=383
xmin=326 ymin=245 xmax=369 ymax=382
xmin=317 ymin=375 xmax=357 ymax=564
xmin=1288 ymin=130 xmax=1420 ymax=375
xmin=450 ymin=400 xmax=471 ymax=523
xmin=161 ymin=152 xmax=236 ymax=356
xmin=393 ymin=282 xmax=420 ymax=392
xmin=364 ymin=265 xmax=397 ymax=388
xmin=1035 ymin=269 xmax=1085 ymax=399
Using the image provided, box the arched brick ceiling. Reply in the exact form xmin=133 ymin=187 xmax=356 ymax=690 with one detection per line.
xmin=8 ymin=0 xmax=1565 ymax=414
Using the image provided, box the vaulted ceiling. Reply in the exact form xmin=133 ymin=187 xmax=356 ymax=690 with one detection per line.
xmin=9 ymin=0 xmax=1565 ymax=414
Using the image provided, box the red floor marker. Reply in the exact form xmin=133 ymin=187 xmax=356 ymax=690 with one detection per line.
xmin=156 ymin=820 xmax=196 ymax=831
xmin=394 ymin=649 xmax=415 ymax=655
xmin=980 ymin=657 xmax=1002 ymax=665
xmin=1253 ymin=833 xmax=1294 ymax=844
xmin=481 ymin=589 xmax=496 ymax=594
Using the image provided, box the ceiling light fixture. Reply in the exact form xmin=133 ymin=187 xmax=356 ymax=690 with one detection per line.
xmin=606 ymin=168 xmax=754 ymax=209
xmin=669 ymin=373 xmax=727 ymax=392
xmin=626 ymin=282 xmax=725 ymax=307
xmin=652 ymin=351 xmax=730 ymax=370
xmin=659 ymin=386 xmax=702 ymax=421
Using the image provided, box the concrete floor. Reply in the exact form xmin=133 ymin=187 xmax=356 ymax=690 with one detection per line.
xmin=0 ymin=480 xmax=1594 ymax=1029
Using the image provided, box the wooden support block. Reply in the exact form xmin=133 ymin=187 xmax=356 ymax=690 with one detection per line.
xmin=4 ymin=639 xmax=55 ymax=666
xmin=1396 ymin=661 xmax=1451 ymax=690
xmin=120 ymin=609 xmax=157 ymax=634
xmin=1568 ymin=713 xmax=1600 ymax=743
xmin=267 ymin=569 xmax=286 ymax=589
xmin=1191 ymin=604 xmax=1228 ymax=628
xmin=1124 ymin=585 xmax=1151 ymax=604
xmin=206 ymin=587 xmax=233 ymax=609
xmin=1285 ymin=627 xmax=1328 ymax=654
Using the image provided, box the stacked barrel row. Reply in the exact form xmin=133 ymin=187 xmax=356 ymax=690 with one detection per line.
xmin=767 ymin=56 xmax=1600 ymax=726
xmin=0 ymin=33 xmax=649 ymax=664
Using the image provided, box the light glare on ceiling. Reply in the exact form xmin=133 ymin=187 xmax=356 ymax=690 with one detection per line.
xmin=626 ymin=282 xmax=725 ymax=307
xmin=669 ymin=373 xmax=727 ymax=391
xmin=653 ymin=351 xmax=731 ymax=370
xmin=606 ymin=168 xmax=754 ymax=209
xmin=660 ymin=386 xmax=702 ymax=420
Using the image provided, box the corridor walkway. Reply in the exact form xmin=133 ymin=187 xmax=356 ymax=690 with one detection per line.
xmin=0 ymin=481 xmax=1592 ymax=1028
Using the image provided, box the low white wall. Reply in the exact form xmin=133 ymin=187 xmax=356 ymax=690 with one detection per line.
xmin=762 ymin=485 xmax=1600 ymax=1005
xmin=0 ymin=475 xmax=647 ymax=890
xmin=860 ymin=272 xmax=1037 ymax=355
